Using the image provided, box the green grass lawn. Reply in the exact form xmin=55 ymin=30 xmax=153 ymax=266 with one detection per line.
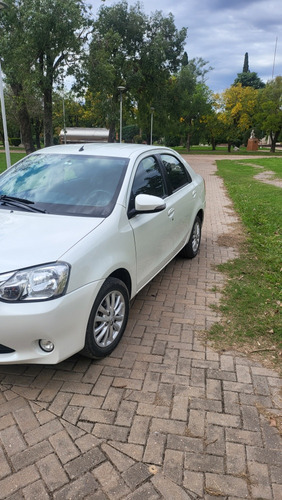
xmin=212 ymin=157 xmax=282 ymax=369
xmin=0 ymin=152 xmax=26 ymax=173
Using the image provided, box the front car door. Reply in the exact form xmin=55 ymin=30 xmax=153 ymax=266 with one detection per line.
xmin=128 ymin=155 xmax=176 ymax=291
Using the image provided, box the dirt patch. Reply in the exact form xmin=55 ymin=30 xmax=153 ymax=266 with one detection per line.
xmin=253 ymin=170 xmax=282 ymax=188
xmin=237 ymin=162 xmax=282 ymax=188
xmin=217 ymin=221 xmax=246 ymax=249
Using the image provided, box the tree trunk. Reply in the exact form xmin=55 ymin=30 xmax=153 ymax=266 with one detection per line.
xmin=43 ymin=86 xmax=53 ymax=147
xmin=108 ymin=122 xmax=116 ymax=142
xmin=211 ymin=137 xmax=216 ymax=150
xmin=228 ymin=142 xmax=232 ymax=153
xmin=270 ymin=131 xmax=278 ymax=153
xmin=34 ymin=118 xmax=42 ymax=149
xmin=11 ymin=83 xmax=35 ymax=155
xmin=186 ymin=133 xmax=191 ymax=151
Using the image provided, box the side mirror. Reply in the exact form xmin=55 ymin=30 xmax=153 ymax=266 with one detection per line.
xmin=135 ymin=194 xmax=166 ymax=213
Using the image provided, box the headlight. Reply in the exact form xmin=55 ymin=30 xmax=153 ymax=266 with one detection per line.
xmin=0 ymin=262 xmax=70 ymax=302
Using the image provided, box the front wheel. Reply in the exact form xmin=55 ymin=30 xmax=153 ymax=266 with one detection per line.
xmin=81 ymin=278 xmax=129 ymax=359
xmin=180 ymin=215 xmax=202 ymax=259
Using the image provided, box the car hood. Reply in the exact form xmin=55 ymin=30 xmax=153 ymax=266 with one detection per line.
xmin=0 ymin=210 xmax=104 ymax=273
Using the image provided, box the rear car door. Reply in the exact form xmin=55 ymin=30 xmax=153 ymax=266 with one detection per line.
xmin=159 ymin=153 xmax=196 ymax=249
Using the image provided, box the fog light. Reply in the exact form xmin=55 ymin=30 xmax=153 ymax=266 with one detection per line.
xmin=39 ymin=339 xmax=54 ymax=352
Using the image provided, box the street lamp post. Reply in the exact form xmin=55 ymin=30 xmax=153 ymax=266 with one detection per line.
xmin=0 ymin=0 xmax=11 ymax=169
xmin=150 ymin=107 xmax=155 ymax=145
xmin=117 ymin=86 xmax=125 ymax=143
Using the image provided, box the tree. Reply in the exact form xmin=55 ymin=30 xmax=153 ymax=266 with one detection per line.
xmin=219 ymin=83 xmax=259 ymax=151
xmin=171 ymin=59 xmax=213 ymax=150
xmin=256 ymin=76 xmax=282 ymax=152
xmin=233 ymin=52 xmax=265 ymax=89
xmin=0 ymin=1 xmax=36 ymax=153
xmin=243 ymin=52 xmax=249 ymax=73
xmin=201 ymin=94 xmax=225 ymax=150
xmin=0 ymin=0 xmax=92 ymax=150
xmin=85 ymin=1 xmax=187 ymax=142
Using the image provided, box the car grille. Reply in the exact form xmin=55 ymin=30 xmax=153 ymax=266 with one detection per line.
xmin=0 ymin=344 xmax=15 ymax=354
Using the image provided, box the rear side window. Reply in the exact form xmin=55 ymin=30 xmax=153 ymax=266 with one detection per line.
xmin=161 ymin=154 xmax=192 ymax=191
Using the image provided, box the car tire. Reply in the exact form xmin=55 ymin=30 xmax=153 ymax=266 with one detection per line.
xmin=180 ymin=215 xmax=202 ymax=259
xmin=82 ymin=277 xmax=129 ymax=359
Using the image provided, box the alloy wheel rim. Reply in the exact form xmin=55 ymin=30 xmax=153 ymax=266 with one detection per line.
xmin=192 ymin=221 xmax=201 ymax=253
xmin=93 ymin=290 xmax=125 ymax=347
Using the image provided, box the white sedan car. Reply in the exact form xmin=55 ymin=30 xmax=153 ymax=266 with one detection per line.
xmin=0 ymin=144 xmax=205 ymax=364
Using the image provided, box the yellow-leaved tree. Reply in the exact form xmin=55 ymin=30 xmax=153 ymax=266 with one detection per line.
xmin=219 ymin=83 xmax=259 ymax=151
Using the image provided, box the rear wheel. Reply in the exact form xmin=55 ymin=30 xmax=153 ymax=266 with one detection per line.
xmin=180 ymin=215 xmax=202 ymax=259
xmin=82 ymin=277 xmax=129 ymax=359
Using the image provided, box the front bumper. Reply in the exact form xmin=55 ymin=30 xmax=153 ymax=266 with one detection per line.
xmin=0 ymin=281 xmax=103 ymax=364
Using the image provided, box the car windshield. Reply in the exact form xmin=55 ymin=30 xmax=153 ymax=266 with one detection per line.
xmin=0 ymin=153 xmax=129 ymax=217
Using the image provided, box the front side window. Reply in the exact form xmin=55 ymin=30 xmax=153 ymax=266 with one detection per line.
xmin=161 ymin=154 xmax=192 ymax=192
xmin=128 ymin=156 xmax=166 ymax=212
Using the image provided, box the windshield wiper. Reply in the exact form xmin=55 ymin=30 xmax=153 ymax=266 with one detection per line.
xmin=0 ymin=195 xmax=47 ymax=213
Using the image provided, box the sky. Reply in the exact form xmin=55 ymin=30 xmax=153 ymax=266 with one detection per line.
xmin=87 ymin=0 xmax=282 ymax=94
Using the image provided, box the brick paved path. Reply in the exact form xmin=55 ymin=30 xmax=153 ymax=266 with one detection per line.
xmin=0 ymin=155 xmax=281 ymax=499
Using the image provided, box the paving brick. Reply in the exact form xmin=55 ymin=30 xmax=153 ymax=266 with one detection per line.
xmin=125 ymin=482 xmax=160 ymax=500
xmin=206 ymin=378 xmax=222 ymax=400
xmin=91 ymin=375 xmax=114 ymax=396
xmin=13 ymin=405 xmax=40 ymax=433
xmin=0 ymin=446 xmax=11 ymax=479
xmin=48 ymin=392 xmax=73 ymax=416
xmin=143 ymin=432 xmax=166 ymax=464
xmin=226 ymin=442 xmax=246 ymax=474
xmin=93 ymin=422 xmax=129 ymax=442
xmin=24 ymin=418 xmax=63 ymax=446
xmin=37 ymin=453 xmax=68 ymax=491
xmin=151 ymin=473 xmax=192 ymax=499
xmin=64 ymin=447 xmax=106 ymax=479
xmin=128 ymin=415 xmax=150 ymax=445
xmin=163 ymin=449 xmax=184 ymax=484
xmin=0 ymin=397 xmax=27 ymax=418
xmin=185 ymin=452 xmax=224 ymax=473
xmin=115 ymin=400 xmax=137 ymax=427
xmin=122 ymin=462 xmax=151 ymax=489
xmin=205 ymin=472 xmax=248 ymax=497
xmin=49 ymin=429 xmax=80 ymax=464
xmin=246 ymin=445 xmax=282 ymax=466
xmin=183 ymin=470 xmax=204 ymax=497
xmin=102 ymin=443 xmax=135 ymax=472
xmin=223 ymin=390 xmax=240 ymax=415
xmin=226 ymin=427 xmax=263 ymax=446
xmin=37 ymin=380 xmax=64 ymax=402
xmin=53 ymin=472 xmax=99 ymax=500
xmin=142 ymin=371 xmax=161 ymax=392
xmin=22 ymin=479 xmax=50 ymax=500
xmin=187 ymin=409 xmax=205 ymax=437
xmin=92 ymin=461 xmax=131 ymax=499
xmin=11 ymin=440 xmax=52 ymax=471
xmin=151 ymin=417 xmax=186 ymax=436
xmin=0 ymin=465 xmax=40 ymax=499
xmin=241 ymin=404 xmax=261 ymax=431
xmin=0 ymin=424 xmax=26 ymax=456
xmin=207 ymin=411 xmax=240 ymax=428
xmin=248 ymin=461 xmax=273 ymax=500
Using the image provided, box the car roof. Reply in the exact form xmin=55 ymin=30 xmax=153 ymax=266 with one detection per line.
xmin=33 ymin=143 xmax=172 ymax=159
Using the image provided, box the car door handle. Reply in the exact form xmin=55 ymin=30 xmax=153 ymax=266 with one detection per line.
xmin=167 ymin=208 xmax=175 ymax=219
xmin=192 ymin=190 xmax=197 ymax=198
